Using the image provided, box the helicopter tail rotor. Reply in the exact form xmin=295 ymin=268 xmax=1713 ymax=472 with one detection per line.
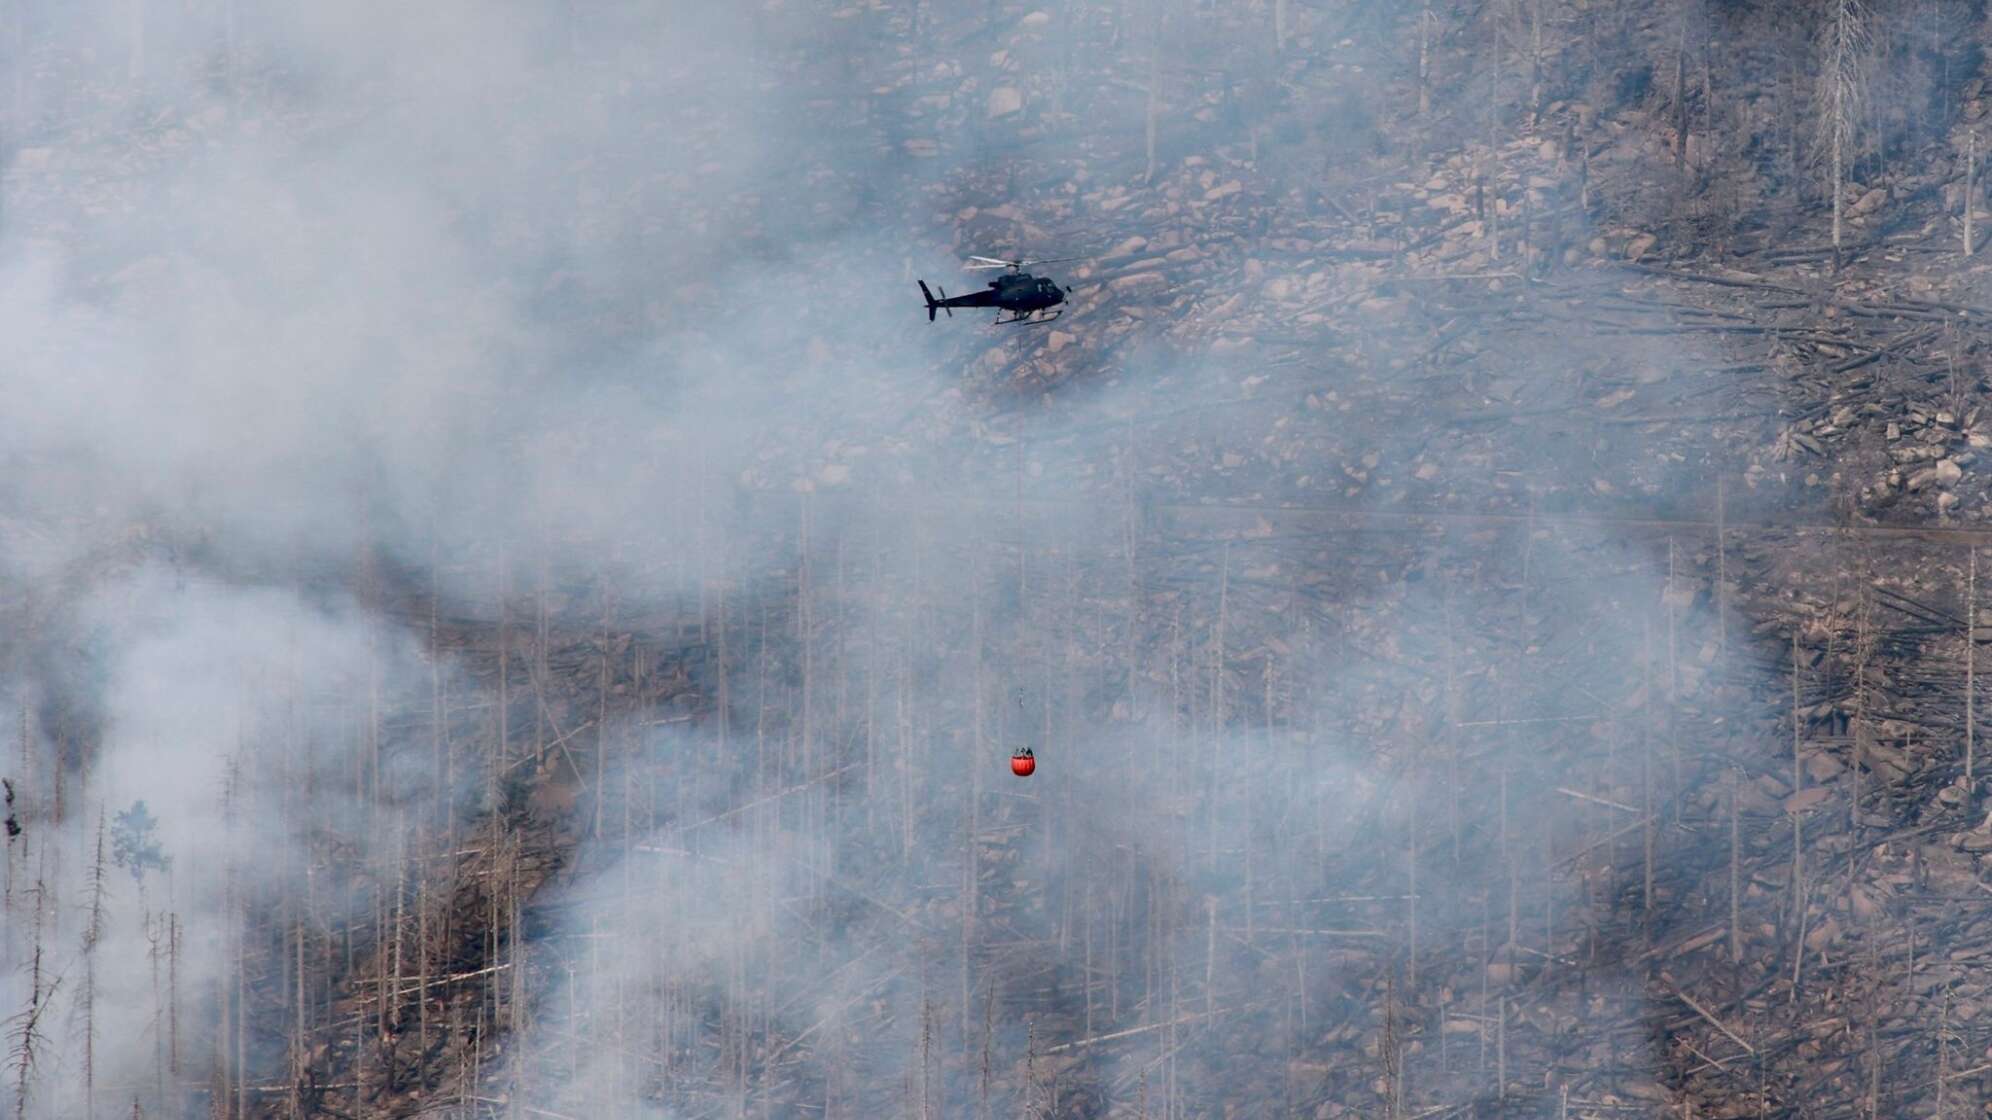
xmin=918 ymin=280 xmax=954 ymax=321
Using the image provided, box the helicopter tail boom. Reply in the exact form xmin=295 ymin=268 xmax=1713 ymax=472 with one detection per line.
xmin=918 ymin=280 xmax=951 ymax=321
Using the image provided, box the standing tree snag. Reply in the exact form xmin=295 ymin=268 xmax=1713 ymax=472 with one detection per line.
xmin=1818 ymin=0 xmax=1870 ymax=271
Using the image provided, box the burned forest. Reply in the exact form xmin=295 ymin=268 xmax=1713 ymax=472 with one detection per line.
xmin=10 ymin=1 xmax=1992 ymax=1117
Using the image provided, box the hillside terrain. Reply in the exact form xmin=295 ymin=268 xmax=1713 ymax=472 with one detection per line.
xmin=9 ymin=2 xmax=1992 ymax=1118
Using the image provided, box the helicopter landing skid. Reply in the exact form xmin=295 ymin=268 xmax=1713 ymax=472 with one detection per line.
xmin=996 ymin=308 xmax=1064 ymax=326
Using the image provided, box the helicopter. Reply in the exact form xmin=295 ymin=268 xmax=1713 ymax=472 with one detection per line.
xmin=919 ymin=255 xmax=1080 ymax=326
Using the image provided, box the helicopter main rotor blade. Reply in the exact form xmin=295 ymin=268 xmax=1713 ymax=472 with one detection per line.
xmin=966 ymin=257 xmax=1087 ymax=273
xmin=965 ymin=253 xmax=1090 ymax=267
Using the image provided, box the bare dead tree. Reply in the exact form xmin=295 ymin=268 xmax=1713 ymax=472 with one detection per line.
xmin=1817 ymin=0 xmax=1871 ymax=270
xmin=1966 ymin=126 xmax=1977 ymax=257
xmin=7 ymin=873 xmax=56 ymax=1120
xmin=1952 ymin=544 xmax=1979 ymax=826
xmin=81 ymin=811 xmax=108 ymax=1120
xmin=1417 ymin=0 xmax=1433 ymax=117
xmin=1144 ymin=9 xmax=1163 ymax=184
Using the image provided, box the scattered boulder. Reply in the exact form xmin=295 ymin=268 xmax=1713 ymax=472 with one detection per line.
xmin=986 ymin=86 xmax=1024 ymax=119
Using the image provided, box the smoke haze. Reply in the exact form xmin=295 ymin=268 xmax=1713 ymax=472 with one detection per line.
xmin=7 ymin=1 xmax=1964 ymax=1117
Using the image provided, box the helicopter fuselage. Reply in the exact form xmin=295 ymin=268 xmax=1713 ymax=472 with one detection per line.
xmin=987 ymin=272 xmax=1065 ymax=313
